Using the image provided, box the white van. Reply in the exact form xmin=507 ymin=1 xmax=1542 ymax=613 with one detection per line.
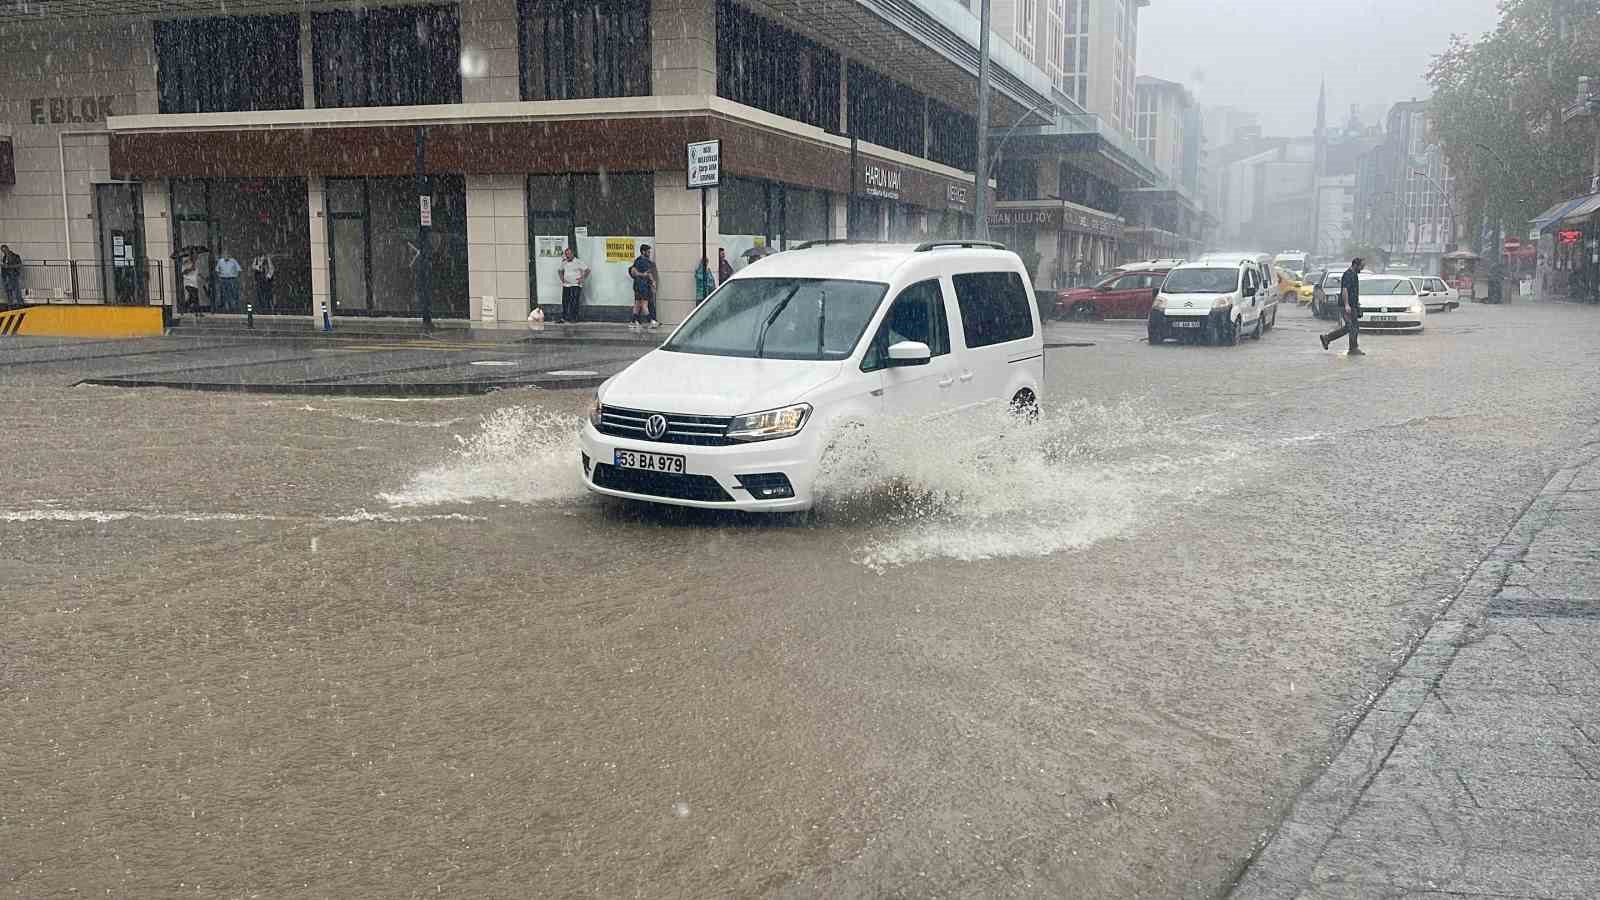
xmin=580 ymin=241 xmax=1045 ymax=511
xmin=1148 ymin=253 xmax=1277 ymax=345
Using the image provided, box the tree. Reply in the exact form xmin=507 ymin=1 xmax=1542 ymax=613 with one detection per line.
xmin=1426 ymin=0 xmax=1600 ymax=242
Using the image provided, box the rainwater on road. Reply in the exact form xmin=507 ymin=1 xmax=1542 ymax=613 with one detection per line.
xmin=4 ymin=303 xmax=1599 ymax=897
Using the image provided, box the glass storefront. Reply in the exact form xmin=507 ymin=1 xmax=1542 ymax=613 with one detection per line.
xmin=171 ymin=177 xmax=312 ymax=313
xmin=528 ymin=172 xmax=655 ymax=315
xmin=326 ymin=175 xmax=468 ymax=317
xmin=719 ymin=176 xmax=833 ymax=272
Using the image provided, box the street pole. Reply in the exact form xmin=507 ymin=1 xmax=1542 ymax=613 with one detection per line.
xmin=415 ymin=125 xmax=433 ymax=329
xmin=849 ymin=132 xmax=859 ymax=239
xmin=973 ymin=0 xmax=993 ymax=240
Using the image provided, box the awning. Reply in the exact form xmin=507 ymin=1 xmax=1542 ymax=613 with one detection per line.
xmin=1559 ymin=192 xmax=1600 ymax=225
xmin=1531 ymin=193 xmax=1597 ymax=232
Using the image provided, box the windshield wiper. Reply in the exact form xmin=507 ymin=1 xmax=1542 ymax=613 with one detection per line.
xmin=755 ymin=284 xmax=802 ymax=358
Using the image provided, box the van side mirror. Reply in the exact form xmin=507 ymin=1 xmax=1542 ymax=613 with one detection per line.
xmin=886 ymin=340 xmax=932 ymax=367
xmin=1242 ymin=285 xmax=1257 ymax=298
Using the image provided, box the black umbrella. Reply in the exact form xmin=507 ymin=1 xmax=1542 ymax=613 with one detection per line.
xmin=741 ymin=246 xmax=769 ymax=262
xmin=171 ymin=245 xmax=210 ymax=259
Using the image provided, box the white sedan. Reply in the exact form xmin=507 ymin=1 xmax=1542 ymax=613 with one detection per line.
xmin=1414 ymin=276 xmax=1460 ymax=312
xmin=1356 ymin=275 xmax=1427 ymax=333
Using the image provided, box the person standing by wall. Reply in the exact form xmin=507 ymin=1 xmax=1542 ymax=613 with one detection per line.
xmin=214 ymin=249 xmax=242 ymax=313
xmin=557 ymin=246 xmax=589 ymax=324
xmin=628 ymin=244 xmax=658 ymax=331
xmin=251 ymin=252 xmax=275 ymax=312
xmin=181 ymin=254 xmax=203 ymax=316
xmin=1319 ymin=257 xmax=1365 ymax=355
xmin=717 ymin=248 xmax=734 ymax=288
xmin=0 ymin=245 xmax=22 ymax=305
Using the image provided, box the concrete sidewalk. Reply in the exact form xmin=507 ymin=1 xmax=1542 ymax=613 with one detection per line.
xmin=168 ymin=312 xmax=664 ymax=346
xmin=1232 ymin=425 xmax=1600 ymax=899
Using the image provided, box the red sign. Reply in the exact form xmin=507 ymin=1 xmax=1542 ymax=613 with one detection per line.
xmin=1558 ymin=230 xmax=1582 ymax=246
xmin=1503 ymin=236 xmax=1522 ymax=252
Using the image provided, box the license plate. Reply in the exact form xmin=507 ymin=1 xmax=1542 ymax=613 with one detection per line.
xmin=1171 ymin=320 xmax=1202 ymax=329
xmin=1372 ymin=315 xmax=1397 ymax=322
xmin=614 ymin=449 xmax=685 ymax=474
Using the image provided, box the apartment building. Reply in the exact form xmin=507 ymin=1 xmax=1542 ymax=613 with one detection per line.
xmin=0 ymin=0 xmax=1056 ymax=323
xmin=1354 ymin=100 xmax=1455 ymax=271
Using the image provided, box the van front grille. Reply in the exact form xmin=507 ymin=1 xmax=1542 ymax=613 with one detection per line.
xmin=596 ymin=406 xmax=735 ymax=446
xmin=591 ymin=463 xmax=733 ymax=502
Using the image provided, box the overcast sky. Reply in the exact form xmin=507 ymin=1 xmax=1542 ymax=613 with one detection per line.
xmin=1138 ymin=0 xmax=1504 ymax=136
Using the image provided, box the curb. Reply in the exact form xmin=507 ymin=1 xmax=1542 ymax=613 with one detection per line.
xmin=1226 ymin=421 xmax=1600 ymax=898
xmin=76 ymin=375 xmax=606 ymax=397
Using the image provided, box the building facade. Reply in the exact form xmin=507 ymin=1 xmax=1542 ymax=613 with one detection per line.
xmin=0 ymin=0 xmax=1060 ymax=323
xmin=1353 ymin=100 xmax=1455 ymax=272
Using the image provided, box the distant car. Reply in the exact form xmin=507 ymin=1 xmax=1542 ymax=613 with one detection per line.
xmin=1354 ymin=274 xmax=1427 ymax=333
xmin=1310 ymin=269 xmax=1342 ymax=319
xmin=1414 ymin=275 xmax=1460 ymax=312
xmin=1055 ymin=267 xmax=1171 ymax=319
xmin=1278 ymin=267 xmax=1314 ymax=305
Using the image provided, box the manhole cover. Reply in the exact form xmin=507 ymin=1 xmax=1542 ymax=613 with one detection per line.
xmin=545 ymin=369 xmax=599 ymax=377
xmin=470 ymin=360 xmax=520 ymax=367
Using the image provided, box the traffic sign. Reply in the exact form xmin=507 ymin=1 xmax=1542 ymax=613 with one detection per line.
xmin=687 ymin=140 xmax=721 ymax=189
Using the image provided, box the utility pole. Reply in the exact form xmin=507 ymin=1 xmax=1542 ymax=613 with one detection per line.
xmin=973 ymin=0 xmax=993 ymax=239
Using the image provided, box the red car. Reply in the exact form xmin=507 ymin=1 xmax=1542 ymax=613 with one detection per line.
xmin=1054 ymin=268 xmax=1172 ymax=319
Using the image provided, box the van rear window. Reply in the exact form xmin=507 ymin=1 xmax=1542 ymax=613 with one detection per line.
xmin=951 ymin=271 xmax=1034 ymax=349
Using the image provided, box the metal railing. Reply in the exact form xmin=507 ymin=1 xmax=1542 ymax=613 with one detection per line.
xmin=3 ymin=259 xmax=165 ymax=306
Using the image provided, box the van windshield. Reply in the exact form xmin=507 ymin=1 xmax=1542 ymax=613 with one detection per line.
xmin=1162 ymin=268 xmax=1239 ymax=294
xmin=663 ymin=278 xmax=888 ymax=360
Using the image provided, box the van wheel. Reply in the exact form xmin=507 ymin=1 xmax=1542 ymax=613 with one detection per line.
xmin=1253 ymin=315 xmax=1264 ymax=340
xmin=1010 ymin=389 xmax=1040 ymax=420
xmin=1264 ymin=308 xmax=1275 ymax=331
xmin=1225 ymin=318 xmax=1240 ymax=346
xmin=1069 ymin=301 xmax=1097 ymax=321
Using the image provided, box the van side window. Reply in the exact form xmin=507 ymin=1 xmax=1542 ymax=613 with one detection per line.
xmin=951 ymin=271 xmax=1034 ymax=349
xmin=861 ymin=279 xmax=950 ymax=372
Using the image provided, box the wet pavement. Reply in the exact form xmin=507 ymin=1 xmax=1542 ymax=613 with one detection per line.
xmin=4 ymin=302 xmax=1600 ymax=897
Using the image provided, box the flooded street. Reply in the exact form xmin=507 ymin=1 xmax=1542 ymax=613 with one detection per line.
xmin=5 ymin=304 xmax=1600 ymax=897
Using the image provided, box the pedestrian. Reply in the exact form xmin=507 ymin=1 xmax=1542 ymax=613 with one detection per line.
xmin=717 ymin=247 xmax=733 ymax=287
xmin=628 ymin=244 xmax=658 ymax=331
xmin=181 ymin=254 xmax=204 ymax=316
xmin=214 ymin=249 xmax=242 ymax=313
xmin=557 ymin=246 xmax=588 ymax=323
xmin=694 ymin=256 xmax=712 ymax=304
xmin=251 ymin=252 xmax=275 ymax=312
xmin=1319 ymin=256 xmax=1365 ymax=355
xmin=0 ymin=244 xmax=22 ymax=305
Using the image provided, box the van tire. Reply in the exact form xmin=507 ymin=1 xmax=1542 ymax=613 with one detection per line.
xmin=1010 ymin=389 xmax=1040 ymax=420
xmin=1252 ymin=315 xmax=1264 ymax=340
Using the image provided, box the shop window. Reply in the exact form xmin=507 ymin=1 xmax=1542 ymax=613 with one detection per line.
xmin=928 ymin=100 xmax=976 ymax=172
xmin=325 ymin=176 xmax=467 ymax=317
xmin=169 ymin=177 xmax=312 ymax=314
xmin=848 ymin=63 xmax=925 ymax=157
xmin=156 ymin=15 xmax=301 ymax=114
xmin=527 ymin=173 xmax=656 ymax=313
xmin=786 ymin=187 xmax=832 ymax=244
xmin=519 ymin=0 xmax=651 ymax=100
xmin=995 ymin=158 xmax=1039 ymax=201
xmin=313 ymin=5 xmax=462 ymax=108
xmin=716 ymin=0 xmax=839 ymax=132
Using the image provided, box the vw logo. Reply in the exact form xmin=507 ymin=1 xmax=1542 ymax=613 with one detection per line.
xmin=644 ymin=414 xmax=668 ymax=440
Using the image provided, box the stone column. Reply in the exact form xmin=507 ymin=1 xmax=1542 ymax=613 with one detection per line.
xmin=652 ymin=0 xmax=716 ymax=96
xmin=653 ymin=169 xmax=717 ymax=325
xmin=307 ymin=177 xmax=330 ymax=319
xmin=467 ymin=175 xmax=529 ymax=324
xmin=300 ymin=11 xmax=315 ymax=107
xmin=460 ymin=0 xmax=521 ymax=103
xmin=140 ymin=179 xmax=174 ymax=308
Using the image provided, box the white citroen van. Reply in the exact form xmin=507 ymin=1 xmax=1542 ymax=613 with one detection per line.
xmin=1148 ymin=252 xmax=1278 ymax=345
xmin=579 ymin=241 xmax=1045 ymax=511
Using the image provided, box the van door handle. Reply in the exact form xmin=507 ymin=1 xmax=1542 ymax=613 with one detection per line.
xmin=938 ymin=377 xmax=955 ymax=388
xmin=958 ymin=372 xmax=975 ymax=382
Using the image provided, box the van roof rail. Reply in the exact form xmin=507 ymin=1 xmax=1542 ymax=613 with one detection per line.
xmin=913 ymin=240 xmax=1007 ymax=252
xmin=790 ymin=239 xmax=891 ymax=250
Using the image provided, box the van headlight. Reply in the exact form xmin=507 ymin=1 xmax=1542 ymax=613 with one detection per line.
xmin=589 ymin=392 xmax=604 ymax=428
xmin=1213 ymin=297 xmax=1234 ymax=308
xmin=726 ymin=403 xmax=811 ymax=442
xmin=1151 ymin=295 xmax=1167 ymax=311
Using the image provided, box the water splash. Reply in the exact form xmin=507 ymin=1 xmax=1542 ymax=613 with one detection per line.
xmin=378 ymin=406 xmax=588 ymax=507
xmin=812 ymin=399 xmax=1250 ymax=569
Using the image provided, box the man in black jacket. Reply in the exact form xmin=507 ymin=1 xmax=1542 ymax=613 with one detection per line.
xmin=1320 ymin=257 xmax=1365 ymax=355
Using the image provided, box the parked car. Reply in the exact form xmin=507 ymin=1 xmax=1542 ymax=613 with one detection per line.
xmin=1354 ymin=274 xmax=1427 ymax=333
xmin=1147 ymin=257 xmax=1271 ymax=345
xmin=1054 ymin=266 xmax=1172 ymax=319
xmin=1414 ymin=275 xmax=1460 ymax=312
xmin=580 ymin=240 xmax=1045 ymax=512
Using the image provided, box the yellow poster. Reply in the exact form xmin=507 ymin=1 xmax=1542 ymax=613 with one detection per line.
xmin=606 ymin=238 xmax=636 ymax=263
